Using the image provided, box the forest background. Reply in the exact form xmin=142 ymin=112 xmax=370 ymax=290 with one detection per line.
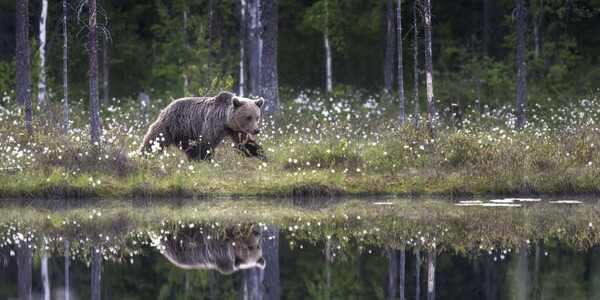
xmin=1 ymin=0 xmax=598 ymax=113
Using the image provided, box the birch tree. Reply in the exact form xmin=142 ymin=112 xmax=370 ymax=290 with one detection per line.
xmin=515 ymin=0 xmax=527 ymax=129
xmin=41 ymin=251 xmax=50 ymax=300
xmin=413 ymin=0 xmax=420 ymax=131
xmin=247 ymin=0 xmax=261 ymax=96
xmin=324 ymin=0 xmax=332 ymax=92
xmin=63 ymin=0 xmax=69 ymax=135
xmin=17 ymin=240 xmax=32 ymax=300
xmin=16 ymin=0 xmax=33 ymax=135
xmin=427 ymin=245 xmax=436 ymax=300
xmin=91 ymin=246 xmax=101 ymax=300
xmin=423 ymin=0 xmax=435 ymax=137
xmin=396 ymin=0 xmax=405 ymax=126
xmin=88 ymin=0 xmax=101 ymax=144
xmin=384 ymin=0 xmax=395 ymax=102
xmin=38 ymin=0 xmax=48 ymax=106
xmin=259 ymin=0 xmax=279 ymax=116
xmin=239 ymin=0 xmax=247 ymax=96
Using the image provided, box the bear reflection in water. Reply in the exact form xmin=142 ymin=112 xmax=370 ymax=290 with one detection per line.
xmin=152 ymin=225 xmax=266 ymax=274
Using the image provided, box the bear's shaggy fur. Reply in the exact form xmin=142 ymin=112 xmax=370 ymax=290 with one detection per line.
xmin=139 ymin=91 xmax=265 ymax=160
xmin=151 ymin=226 xmax=266 ymax=274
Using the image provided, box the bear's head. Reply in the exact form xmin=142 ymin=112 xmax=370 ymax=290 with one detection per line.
xmin=229 ymin=96 xmax=264 ymax=135
xmin=230 ymin=225 xmax=266 ymax=271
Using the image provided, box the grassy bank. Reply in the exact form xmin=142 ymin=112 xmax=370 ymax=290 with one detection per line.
xmin=0 ymin=90 xmax=599 ymax=198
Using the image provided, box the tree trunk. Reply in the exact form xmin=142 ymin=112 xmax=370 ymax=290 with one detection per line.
xmin=413 ymin=0 xmax=419 ymax=131
xmin=16 ymin=0 xmax=33 ymax=135
xmin=324 ymin=0 xmax=332 ymax=92
xmin=91 ymin=246 xmax=102 ymax=300
xmin=423 ymin=0 xmax=435 ymax=137
xmin=386 ymin=247 xmax=398 ymax=300
xmin=207 ymin=0 xmax=214 ymax=88
xmin=241 ymin=268 xmax=261 ymax=300
xmin=515 ymin=0 xmax=527 ymax=129
xmin=42 ymin=253 xmax=50 ymax=300
xmin=262 ymin=225 xmax=280 ymax=299
xmin=17 ymin=241 xmax=32 ymax=300
xmin=239 ymin=0 xmax=247 ymax=96
xmin=399 ymin=247 xmax=405 ymax=300
xmin=259 ymin=0 xmax=279 ymax=117
xmin=427 ymin=245 xmax=436 ymax=300
xmin=88 ymin=0 xmax=101 ymax=144
xmin=102 ymin=37 xmax=109 ymax=106
xmin=247 ymin=0 xmax=261 ymax=96
xmin=471 ymin=37 xmax=482 ymax=114
xmin=518 ymin=240 xmax=528 ymax=300
xmin=38 ymin=0 xmax=48 ymax=105
xmin=415 ymin=248 xmax=421 ymax=300
xmin=183 ymin=4 xmax=189 ymax=93
xmin=65 ymin=240 xmax=70 ymax=300
xmin=325 ymin=239 xmax=331 ymax=299
xmin=591 ymin=245 xmax=600 ymax=300
xmin=62 ymin=0 xmax=69 ymax=135
xmin=396 ymin=0 xmax=405 ymax=126
xmin=384 ymin=0 xmax=395 ymax=102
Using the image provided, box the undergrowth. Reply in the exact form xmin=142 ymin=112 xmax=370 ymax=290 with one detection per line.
xmin=0 ymin=90 xmax=599 ymax=198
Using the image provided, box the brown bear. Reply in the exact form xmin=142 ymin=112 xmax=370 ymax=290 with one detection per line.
xmin=139 ymin=91 xmax=265 ymax=161
xmin=150 ymin=225 xmax=266 ymax=274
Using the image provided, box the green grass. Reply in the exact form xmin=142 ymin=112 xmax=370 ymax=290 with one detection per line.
xmin=0 ymin=90 xmax=599 ymax=198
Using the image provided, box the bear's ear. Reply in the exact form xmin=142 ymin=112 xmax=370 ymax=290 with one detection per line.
xmin=255 ymin=98 xmax=264 ymax=108
xmin=232 ymin=97 xmax=244 ymax=108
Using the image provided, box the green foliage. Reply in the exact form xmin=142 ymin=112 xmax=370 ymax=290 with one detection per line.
xmin=198 ymin=75 xmax=234 ymax=96
xmin=0 ymin=59 xmax=15 ymax=102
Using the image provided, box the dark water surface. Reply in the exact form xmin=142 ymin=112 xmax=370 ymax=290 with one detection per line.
xmin=1 ymin=197 xmax=599 ymax=299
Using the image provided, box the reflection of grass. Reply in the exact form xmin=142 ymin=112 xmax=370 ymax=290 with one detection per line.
xmin=0 ymin=92 xmax=599 ymax=198
xmin=1 ymin=199 xmax=599 ymax=260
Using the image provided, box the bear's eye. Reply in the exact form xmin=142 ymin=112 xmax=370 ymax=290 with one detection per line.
xmin=246 ymin=116 xmax=252 ymax=121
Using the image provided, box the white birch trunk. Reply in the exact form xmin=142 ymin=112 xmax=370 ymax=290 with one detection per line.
xmin=423 ymin=0 xmax=435 ymax=136
xmin=42 ymin=253 xmax=50 ymax=300
xmin=396 ymin=0 xmax=404 ymax=126
xmin=62 ymin=0 xmax=69 ymax=135
xmin=324 ymin=0 xmax=332 ymax=92
xmin=248 ymin=0 xmax=262 ymax=95
xmin=413 ymin=1 xmax=419 ymax=131
xmin=38 ymin=0 xmax=48 ymax=105
xmin=239 ymin=0 xmax=246 ymax=96
xmin=427 ymin=245 xmax=436 ymax=300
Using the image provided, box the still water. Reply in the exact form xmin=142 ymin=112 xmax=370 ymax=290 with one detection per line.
xmin=1 ymin=198 xmax=599 ymax=299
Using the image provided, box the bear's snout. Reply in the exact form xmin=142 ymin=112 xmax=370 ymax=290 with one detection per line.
xmin=252 ymin=129 xmax=261 ymax=135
